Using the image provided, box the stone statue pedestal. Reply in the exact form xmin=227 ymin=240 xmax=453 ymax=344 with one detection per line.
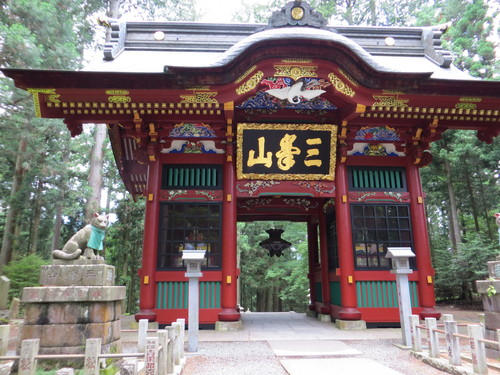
xmin=476 ymin=259 xmax=500 ymax=358
xmin=20 ymin=264 xmax=126 ymax=357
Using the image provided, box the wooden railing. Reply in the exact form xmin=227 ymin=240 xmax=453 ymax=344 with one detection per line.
xmin=0 ymin=319 xmax=186 ymax=375
xmin=410 ymin=314 xmax=497 ymax=375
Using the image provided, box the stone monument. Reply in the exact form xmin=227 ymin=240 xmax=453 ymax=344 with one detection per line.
xmin=19 ymin=214 xmax=126 ymax=360
xmin=475 ymin=213 xmax=500 ymax=358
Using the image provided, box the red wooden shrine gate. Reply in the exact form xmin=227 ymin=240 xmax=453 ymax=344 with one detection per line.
xmin=4 ymin=1 xmax=500 ymax=327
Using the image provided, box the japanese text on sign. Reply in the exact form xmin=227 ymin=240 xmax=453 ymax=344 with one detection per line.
xmin=237 ymin=123 xmax=337 ymax=181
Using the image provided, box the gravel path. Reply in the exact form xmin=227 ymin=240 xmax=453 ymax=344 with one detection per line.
xmin=183 ymin=341 xmax=288 ymax=375
xmin=182 ymin=339 xmax=450 ymax=375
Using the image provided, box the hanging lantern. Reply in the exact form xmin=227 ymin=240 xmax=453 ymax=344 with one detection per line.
xmin=259 ymin=228 xmax=291 ymax=257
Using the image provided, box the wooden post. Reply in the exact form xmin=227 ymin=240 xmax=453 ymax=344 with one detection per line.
xmin=136 ymin=159 xmax=161 ymax=322
xmin=318 ymin=212 xmax=331 ymax=314
xmin=410 ymin=315 xmax=421 ymax=351
xmin=145 ymin=337 xmax=159 ymax=375
xmin=335 ymin=163 xmax=361 ymax=320
xmin=406 ymin=163 xmax=439 ymax=319
xmin=157 ymin=330 xmax=168 ymax=375
xmin=165 ymin=326 xmax=175 ymax=373
xmin=176 ymin=318 xmax=185 ymax=358
xmin=425 ymin=317 xmax=439 ymax=358
xmin=138 ymin=319 xmax=148 ymax=353
xmin=84 ymin=338 xmax=101 ymax=375
xmin=444 ymin=320 xmax=461 ymax=366
xmin=218 ymin=146 xmax=240 ymax=322
xmin=18 ymin=339 xmax=39 ymax=375
xmin=307 ymin=218 xmax=319 ymax=311
xmin=468 ymin=324 xmax=488 ymax=375
xmin=172 ymin=322 xmax=181 ymax=366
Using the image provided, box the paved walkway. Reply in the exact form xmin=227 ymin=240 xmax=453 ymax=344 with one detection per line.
xmin=179 ymin=312 xmax=448 ymax=375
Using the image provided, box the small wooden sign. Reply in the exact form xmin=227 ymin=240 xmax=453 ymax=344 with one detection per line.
xmin=237 ymin=123 xmax=337 ymax=180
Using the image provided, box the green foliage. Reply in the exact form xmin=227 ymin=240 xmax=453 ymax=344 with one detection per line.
xmin=106 ymin=198 xmax=145 ymax=314
xmin=434 ymin=233 xmax=498 ymax=301
xmin=239 ymin=221 xmax=309 ymax=312
xmin=3 ymin=254 xmax=49 ymax=300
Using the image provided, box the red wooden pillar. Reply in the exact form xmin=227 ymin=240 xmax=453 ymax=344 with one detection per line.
xmin=136 ymin=158 xmax=161 ymax=322
xmin=406 ymin=162 xmax=440 ymax=319
xmin=335 ymin=163 xmax=361 ymax=320
xmin=318 ymin=212 xmax=331 ymax=314
xmin=218 ymin=145 xmax=240 ymax=321
xmin=307 ymin=218 xmax=319 ymax=311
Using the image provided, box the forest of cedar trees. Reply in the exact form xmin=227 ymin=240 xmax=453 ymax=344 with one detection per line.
xmin=0 ymin=0 xmax=499 ymax=313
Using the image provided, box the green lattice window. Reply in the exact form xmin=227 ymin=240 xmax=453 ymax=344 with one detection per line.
xmin=157 ymin=203 xmax=221 ymax=270
xmin=349 ymin=167 xmax=406 ymax=191
xmin=162 ymin=165 xmax=222 ymax=189
xmin=351 ymin=204 xmax=414 ymax=270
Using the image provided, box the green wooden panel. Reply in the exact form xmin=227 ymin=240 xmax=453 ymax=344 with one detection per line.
xmin=315 ymin=282 xmax=323 ymax=303
xmin=156 ymin=281 xmax=221 ymax=309
xmin=329 ymin=281 xmax=341 ymax=305
xmin=356 ymin=281 xmax=419 ymax=308
xmin=353 ymin=170 xmax=359 ymax=188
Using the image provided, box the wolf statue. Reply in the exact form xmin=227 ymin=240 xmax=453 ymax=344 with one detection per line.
xmin=52 ymin=212 xmax=108 ymax=261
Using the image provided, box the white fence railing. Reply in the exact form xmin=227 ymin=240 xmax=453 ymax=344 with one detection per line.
xmin=0 ymin=318 xmax=185 ymax=375
xmin=410 ymin=314 xmax=498 ymax=375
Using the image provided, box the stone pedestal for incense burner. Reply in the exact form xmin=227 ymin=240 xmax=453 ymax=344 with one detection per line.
xmin=476 ymin=259 xmax=500 ymax=358
xmin=20 ymin=263 xmax=126 ymax=355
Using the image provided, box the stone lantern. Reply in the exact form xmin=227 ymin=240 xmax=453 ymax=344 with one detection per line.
xmin=386 ymin=247 xmax=415 ymax=347
xmin=182 ymin=250 xmax=206 ymax=352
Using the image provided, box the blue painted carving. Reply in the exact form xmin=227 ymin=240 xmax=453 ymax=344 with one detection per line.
xmin=238 ymin=76 xmax=336 ymax=111
xmin=169 ymin=122 xmax=216 ymax=138
xmin=355 ymin=126 xmax=400 ymax=141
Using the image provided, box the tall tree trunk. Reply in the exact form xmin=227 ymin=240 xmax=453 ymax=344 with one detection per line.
xmin=444 ymin=159 xmax=461 ymax=250
xmin=51 ymin=192 xmax=64 ymax=251
xmin=85 ymin=124 xmax=107 ymax=222
xmin=52 ymin=150 xmax=70 ymax=251
xmin=257 ymin=289 xmax=265 ymax=312
xmin=369 ymin=0 xmax=377 ymax=25
xmin=464 ymin=168 xmax=480 ymax=232
xmin=476 ymin=164 xmax=494 ymax=240
xmin=0 ymin=136 xmax=28 ymax=272
xmin=29 ymin=177 xmax=44 ymax=254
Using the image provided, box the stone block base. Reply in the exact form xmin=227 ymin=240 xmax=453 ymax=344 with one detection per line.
xmin=318 ymin=314 xmax=331 ymax=322
xmin=40 ymin=264 xmax=115 ymax=286
xmin=215 ymin=320 xmax=243 ymax=331
xmin=306 ymin=310 xmax=317 ymax=318
xmin=19 ymin=264 xmax=125 ymax=365
xmin=335 ymin=319 xmax=367 ymax=330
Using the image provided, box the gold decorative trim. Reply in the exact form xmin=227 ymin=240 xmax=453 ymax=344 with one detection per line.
xmin=186 ymin=86 xmax=211 ymax=91
xmin=105 ymin=90 xmax=129 ymax=95
xmin=338 ymin=69 xmax=359 ymax=87
xmin=459 ymin=97 xmax=482 ymax=102
xmin=234 ymin=66 xmax=257 ymax=84
xmin=372 ymin=95 xmax=409 ymax=108
xmin=291 ymin=6 xmax=304 ymax=20
xmin=382 ymin=90 xmax=406 ymax=95
xmin=281 ymin=58 xmax=313 ymax=63
xmin=236 ymin=71 xmax=264 ymax=95
xmin=328 ymin=73 xmax=355 ymax=97
xmin=180 ymin=91 xmax=219 ymax=104
xmin=108 ymin=96 xmax=131 ymax=103
xmin=236 ymin=123 xmax=337 ymax=181
xmin=27 ymin=88 xmax=57 ymax=117
xmin=47 ymin=95 xmax=60 ymax=103
xmin=455 ymin=102 xmax=477 ymax=110
xmin=274 ymin=65 xmax=318 ymax=81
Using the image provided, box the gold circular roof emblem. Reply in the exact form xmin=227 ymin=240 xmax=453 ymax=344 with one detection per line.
xmin=291 ymin=6 xmax=304 ymax=20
